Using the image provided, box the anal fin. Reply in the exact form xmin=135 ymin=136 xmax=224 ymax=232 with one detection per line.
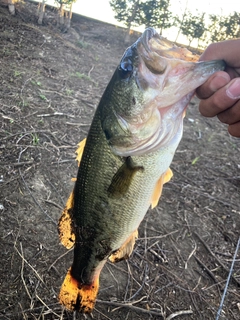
xmin=109 ymin=230 xmax=138 ymax=263
xmin=151 ymin=168 xmax=173 ymax=209
xmin=59 ymin=268 xmax=99 ymax=313
xmin=58 ymin=191 xmax=75 ymax=249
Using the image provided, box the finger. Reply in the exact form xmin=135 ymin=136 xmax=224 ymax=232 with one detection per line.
xmin=199 ymin=40 xmax=240 ymax=68
xmin=217 ymin=100 xmax=240 ymax=125
xmin=196 ymin=71 xmax=230 ymax=99
xmin=228 ymin=121 xmax=240 ymax=137
xmin=198 ymin=87 xmax=236 ymax=118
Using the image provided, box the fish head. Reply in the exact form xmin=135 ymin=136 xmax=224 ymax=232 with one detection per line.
xmin=101 ymin=28 xmax=225 ymax=157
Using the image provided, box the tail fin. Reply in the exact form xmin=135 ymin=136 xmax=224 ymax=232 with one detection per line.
xmin=59 ymin=268 xmax=99 ymax=313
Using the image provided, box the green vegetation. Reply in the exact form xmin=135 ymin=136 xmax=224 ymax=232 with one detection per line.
xmin=74 ymin=72 xmax=92 ymax=82
xmin=77 ymin=40 xmax=89 ymax=48
xmin=191 ymin=156 xmax=200 ymax=165
xmin=31 ymin=133 xmax=40 ymax=146
xmin=31 ymin=80 xmax=42 ymax=87
xmin=14 ymin=70 xmax=23 ymax=77
xmin=39 ymin=94 xmax=47 ymax=101
xmin=65 ymin=88 xmax=73 ymax=95
xmin=110 ymin=0 xmax=240 ymax=47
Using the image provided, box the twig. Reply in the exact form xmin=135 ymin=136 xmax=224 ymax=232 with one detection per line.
xmin=194 ymin=255 xmax=221 ymax=286
xmin=125 ymin=259 xmax=141 ymax=301
xmin=35 ymin=295 xmax=60 ymax=318
xmin=149 ymin=248 xmax=166 ymax=264
xmin=88 ymin=65 xmax=94 ymax=77
xmin=94 ymin=307 xmax=113 ymax=320
xmin=138 ymin=229 xmax=179 ymax=240
xmin=48 ymin=248 xmax=73 ymax=271
xmin=112 ymin=296 xmax=146 ymax=313
xmin=166 ymin=309 xmax=193 ymax=319
xmin=45 ymin=200 xmax=63 ymax=210
xmin=14 ymin=242 xmax=44 ymax=283
xmin=19 ymin=243 xmax=32 ymax=301
xmin=2 ymin=130 xmax=61 ymax=145
xmin=96 ymin=299 xmax=163 ymax=317
xmin=65 ymin=122 xmax=90 ymax=126
xmin=128 ymin=265 xmax=148 ymax=301
xmin=0 ymin=161 xmax=34 ymax=167
xmin=215 ymin=237 xmax=240 ymax=320
xmin=37 ymin=112 xmax=75 ymax=118
xmin=194 ymin=232 xmax=240 ymax=286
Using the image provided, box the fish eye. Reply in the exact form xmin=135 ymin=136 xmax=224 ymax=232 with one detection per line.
xmin=118 ymin=60 xmax=133 ymax=79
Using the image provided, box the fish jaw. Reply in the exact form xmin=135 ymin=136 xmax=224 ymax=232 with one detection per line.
xmin=101 ymin=28 xmax=225 ymax=157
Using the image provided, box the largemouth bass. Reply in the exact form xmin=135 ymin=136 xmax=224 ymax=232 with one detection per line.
xmin=58 ymin=27 xmax=225 ymax=313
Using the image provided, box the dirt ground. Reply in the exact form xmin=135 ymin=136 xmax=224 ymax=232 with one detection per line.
xmin=0 ymin=2 xmax=240 ymax=320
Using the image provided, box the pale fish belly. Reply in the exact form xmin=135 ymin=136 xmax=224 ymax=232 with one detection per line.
xmin=108 ymin=139 xmax=179 ymax=251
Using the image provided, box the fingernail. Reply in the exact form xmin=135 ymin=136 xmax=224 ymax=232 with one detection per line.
xmin=226 ymin=78 xmax=240 ymax=99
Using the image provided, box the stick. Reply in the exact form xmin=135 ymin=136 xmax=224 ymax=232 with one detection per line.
xmin=194 ymin=232 xmax=240 ymax=286
xmin=166 ymin=309 xmax=193 ymax=319
xmin=37 ymin=112 xmax=75 ymax=118
xmin=14 ymin=243 xmax=44 ymax=283
xmin=194 ymin=255 xmax=220 ymax=285
xmin=48 ymin=248 xmax=73 ymax=272
xmin=0 ymin=161 xmax=34 ymax=167
xmin=215 ymin=237 xmax=240 ymax=320
xmin=96 ymin=299 xmax=163 ymax=317
xmin=35 ymin=295 xmax=60 ymax=318
xmin=45 ymin=200 xmax=63 ymax=210
xmin=19 ymin=243 xmax=32 ymax=301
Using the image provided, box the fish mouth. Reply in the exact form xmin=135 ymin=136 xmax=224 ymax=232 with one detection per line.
xmin=141 ymin=28 xmax=157 ymax=55
xmin=103 ymin=28 xmax=225 ymax=157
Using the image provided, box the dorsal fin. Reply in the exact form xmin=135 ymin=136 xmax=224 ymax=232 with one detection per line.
xmin=58 ymin=191 xmax=76 ymax=249
xmin=151 ymin=168 xmax=173 ymax=209
xmin=59 ymin=139 xmax=86 ymax=248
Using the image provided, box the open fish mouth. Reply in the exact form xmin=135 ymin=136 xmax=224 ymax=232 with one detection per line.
xmin=100 ymin=28 xmax=225 ymax=157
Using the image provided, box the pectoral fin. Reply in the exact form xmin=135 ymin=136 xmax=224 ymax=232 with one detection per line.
xmin=76 ymin=138 xmax=86 ymax=166
xmin=108 ymin=157 xmax=144 ymax=199
xmin=58 ymin=191 xmax=76 ymax=249
xmin=109 ymin=230 xmax=138 ymax=263
xmin=151 ymin=168 xmax=173 ymax=209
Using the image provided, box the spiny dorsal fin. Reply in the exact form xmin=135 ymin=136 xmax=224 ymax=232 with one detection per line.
xmin=109 ymin=230 xmax=138 ymax=263
xmin=58 ymin=191 xmax=76 ymax=249
xmin=108 ymin=157 xmax=144 ymax=199
xmin=151 ymin=168 xmax=173 ymax=209
xmin=59 ymin=139 xmax=87 ymax=249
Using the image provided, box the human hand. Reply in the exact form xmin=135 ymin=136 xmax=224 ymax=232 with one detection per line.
xmin=196 ymin=39 xmax=240 ymax=137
